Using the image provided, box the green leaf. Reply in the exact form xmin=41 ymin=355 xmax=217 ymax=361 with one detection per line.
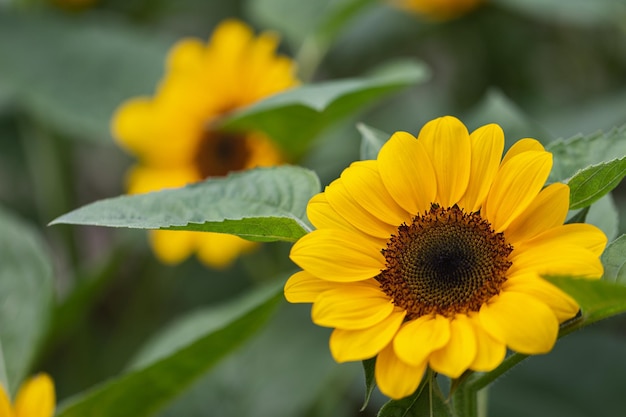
xmin=361 ymin=358 xmax=377 ymax=411
xmin=378 ymin=376 xmax=454 ymax=417
xmin=546 ymin=125 xmax=626 ymax=183
xmin=219 ymin=60 xmax=430 ymax=158
xmin=601 ymin=235 xmax=626 ymax=284
xmin=491 ymin=0 xmax=626 ymax=26
xmin=567 ymin=156 xmax=626 ymax=210
xmin=50 ymin=166 xmax=320 ymax=242
xmin=0 ymin=9 xmax=172 ymax=142
xmin=358 ymin=123 xmax=390 ymax=161
xmin=545 ymin=277 xmax=626 ymax=331
xmin=56 ymin=283 xmax=283 ymax=417
xmin=0 ymin=206 xmax=54 ymax=394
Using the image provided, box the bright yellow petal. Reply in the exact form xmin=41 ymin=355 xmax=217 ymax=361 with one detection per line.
xmin=325 ymin=178 xmax=398 ymax=239
xmin=312 ymin=280 xmax=394 ymax=329
xmin=378 ymin=131 xmax=437 ymax=215
xmin=149 ymin=230 xmax=196 ymax=265
xmin=467 ymin=313 xmax=506 ymax=372
xmin=483 ymin=150 xmax=552 ymax=232
xmin=517 ymin=223 xmax=608 ymax=258
xmin=504 ymin=183 xmax=570 ymax=245
xmin=0 ymin=384 xmax=14 ymax=417
xmin=393 ymin=314 xmax=450 ymax=366
xmin=503 ymin=273 xmax=580 ymax=322
xmin=417 ymin=116 xmax=471 ymax=207
xmin=500 ymin=138 xmax=545 ymax=166
xmin=284 ymin=270 xmax=339 ymax=303
xmin=375 ymin=343 xmax=427 ymax=400
xmin=111 ymin=98 xmax=156 ymax=156
xmin=14 ymin=374 xmax=55 ymax=417
xmin=509 ymin=244 xmax=604 ymax=279
xmin=458 ymin=123 xmax=504 ymax=212
xmin=126 ymin=165 xmax=200 ymax=195
xmin=196 ymin=232 xmax=257 ymax=269
xmin=290 ymin=229 xmax=385 ymax=282
xmin=166 ymin=38 xmax=205 ymax=72
xmin=306 ymin=193 xmax=367 ymax=236
xmin=330 ymin=309 xmax=406 ymax=362
xmin=340 ymin=160 xmax=411 ymax=227
xmin=479 ymin=292 xmax=559 ymax=354
xmin=428 ymin=314 xmax=476 ymax=378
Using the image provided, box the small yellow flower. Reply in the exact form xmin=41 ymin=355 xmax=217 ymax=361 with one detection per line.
xmin=390 ymin=0 xmax=484 ymax=20
xmin=285 ymin=116 xmax=607 ymax=399
xmin=0 ymin=374 xmax=55 ymax=417
xmin=112 ymin=20 xmax=299 ymax=268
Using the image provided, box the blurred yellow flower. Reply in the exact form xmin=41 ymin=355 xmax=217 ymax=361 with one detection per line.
xmin=112 ymin=20 xmax=299 ymax=268
xmin=0 ymin=374 xmax=55 ymax=417
xmin=285 ymin=116 xmax=607 ymax=399
xmin=391 ymin=0 xmax=484 ymax=20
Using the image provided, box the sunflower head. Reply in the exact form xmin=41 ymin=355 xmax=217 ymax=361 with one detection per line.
xmin=285 ymin=115 xmax=607 ymax=399
xmin=110 ymin=20 xmax=298 ymax=268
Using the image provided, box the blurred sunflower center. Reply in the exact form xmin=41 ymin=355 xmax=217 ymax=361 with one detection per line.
xmin=378 ymin=204 xmax=513 ymax=319
xmin=194 ymin=130 xmax=252 ymax=178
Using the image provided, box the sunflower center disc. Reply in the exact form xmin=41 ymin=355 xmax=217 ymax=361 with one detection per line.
xmin=377 ymin=204 xmax=513 ymax=319
xmin=195 ymin=130 xmax=251 ymax=178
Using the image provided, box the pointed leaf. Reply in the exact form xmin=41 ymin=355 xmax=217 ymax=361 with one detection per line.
xmin=378 ymin=377 xmax=454 ymax=417
xmin=55 ymin=284 xmax=283 ymax=417
xmin=358 ymin=123 xmax=390 ymax=161
xmin=601 ymin=235 xmax=626 ymax=285
xmin=219 ymin=60 xmax=430 ymax=157
xmin=361 ymin=358 xmax=377 ymax=411
xmin=50 ymin=166 xmax=320 ymax=242
xmin=0 ymin=207 xmax=54 ymax=394
xmin=567 ymin=156 xmax=626 ymax=210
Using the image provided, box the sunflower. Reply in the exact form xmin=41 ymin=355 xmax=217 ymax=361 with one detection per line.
xmin=111 ymin=20 xmax=299 ymax=268
xmin=0 ymin=374 xmax=55 ymax=417
xmin=390 ymin=0 xmax=484 ymax=20
xmin=285 ymin=116 xmax=607 ymax=399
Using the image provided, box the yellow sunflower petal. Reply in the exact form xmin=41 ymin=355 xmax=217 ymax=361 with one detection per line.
xmin=125 ymin=165 xmax=200 ymax=195
xmin=330 ymin=309 xmax=406 ymax=362
xmin=284 ymin=270 xmax=339 ymax=303
xmin=376 ymin=343 xmax=427 ymax=400
xmin=290 ymin=229 xmax=385 ymax=282
xmin=111 ymin=98 xmax=156 ymax=156
xmin=479 ymin=292 xmax=559 ymax=354
xmin=509 ymin=244 xmax=604 ymax=279
xmin=504 ymin=183 xmax=570 ymax=245
xmin=467 ymin=313 xmax=506 ymax=372
xmin=483 ymin=150 xmax=552 ymax=232
xmin=166 ymin=38 xmax=205 ymax=72
xmin=14 ymin=374 xmax=55 ymax=417
xmin=340 ymin=161 xmax=411 ymax=227
xmin=503 ymin=273 xmax=580 ymax=322
xmin=428 ymin=314 xmax=476 ymax=378
xmin=457 ymin=123 xmax=504 ymax=212
xmin=149 ymin=230 xmax=196 ymax=265
xmin=325 ymin=179 xmax=398 ymax=239
xmin=306 ymin=193 xmax=363 ymax=235
xmin=0 ymin=384 xmax=14 ymax=417
xmin=517 ymin=223 xmax=608 ymax=257
xmin=196 ymin=232 xmax=257 ymax=269
xmin=500 ymin=138 xmax=545 ymax=166
xmin=417 ymin=116 xmax=472 ymax=207
xmin=312 ymin=280 xmax=394 ymax=329
xmin=378 ymin=131 xmax=437 ymax=215
xmin=393 ymin=314 xmax=450 ymax=366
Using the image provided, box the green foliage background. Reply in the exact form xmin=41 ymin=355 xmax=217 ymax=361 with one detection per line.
xmin=1 ymin=0 xmax=626 ymax=416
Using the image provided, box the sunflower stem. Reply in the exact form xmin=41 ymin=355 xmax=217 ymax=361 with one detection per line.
xmin=452 ymin=382 xmax=478 ymax=417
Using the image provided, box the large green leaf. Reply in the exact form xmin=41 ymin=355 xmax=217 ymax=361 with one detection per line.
xmin=601 ymin=235 xmax=626 ymax=284
xmin=50 ymin=166 xmax=320 ymax=242
xmin=567 ymin=156 xmax=626 ymax=210
xmin=219 ymin=59 xmax=430 ymax=158
xmin=0 ymin=9 xmax=172 ymax=142
xmin=56 ymin=283 xmax=283 ymax=417
xmin=0 ymin=206 xmax=54 ymax=395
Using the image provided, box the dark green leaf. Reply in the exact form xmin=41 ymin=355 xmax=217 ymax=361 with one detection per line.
xmin=219 ymin=60 xmax=430 ymax=158
xmin=361 ymin=357 xmax=377 ymax=411
xmin=0 ymin=9 xmax=172 ymax=142
xmin=547 ymin=125 xmax=626 ymax=183
xmin=378 ymin=376 xmax=454 ymax=417
xmin=567 ymin=156 xmax=626 ymax=210
xmin=358 ymin=123 xmax=390 ymax=161
xmin=0 ymin=206 xmax=54 ymax=394
xmin=50 ymin=166 xmax=320 ymax=242
xmin=56 ymin=284 xmax=283 ymax=417
xmin=492 ymin=0 xmax=626 ymax=26
xmin=601 ymin=235 xmax=626 ymax=284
